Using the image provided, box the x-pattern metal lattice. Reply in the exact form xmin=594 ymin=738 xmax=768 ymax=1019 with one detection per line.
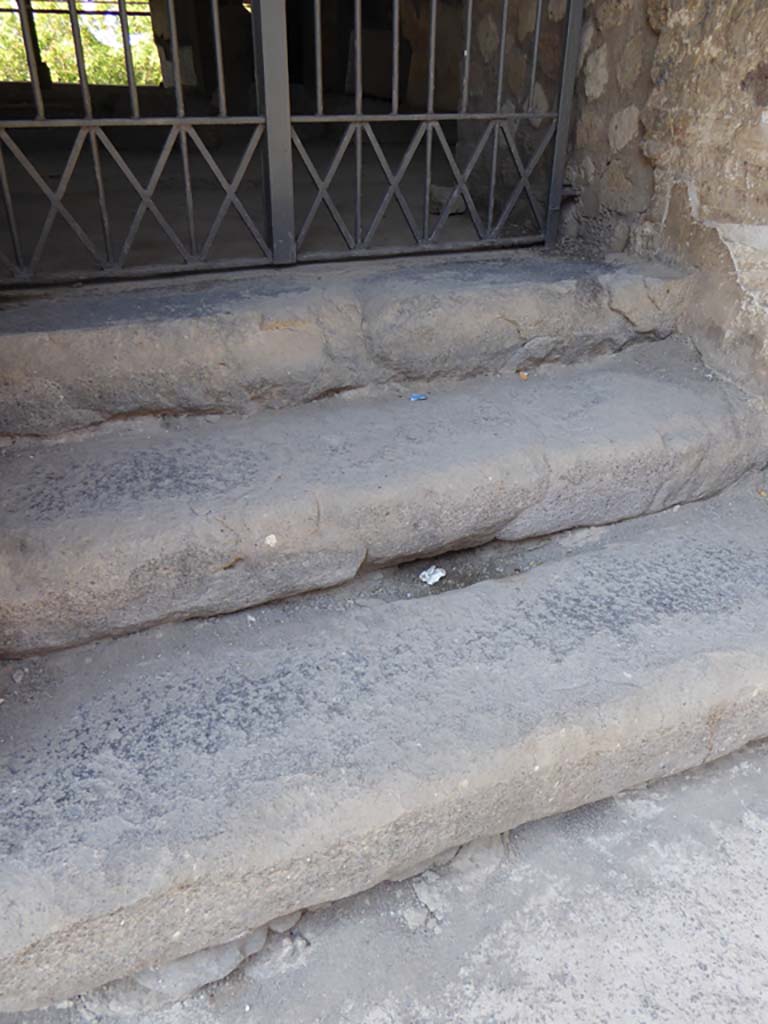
xmin=0 ymin=124 xmax=270 ymax=279
xmin=0 ymin=0 xmax=584 ymax=281
xmin=292 ymin=116 xmax=555 ymax=255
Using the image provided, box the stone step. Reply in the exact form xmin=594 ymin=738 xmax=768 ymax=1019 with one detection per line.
xmin=1 ymin=343 xmax=766 ymax=657
xmin=0 ymin=251 xmax=690 ymax=437
xmin=3 ymin=481 xmax=768 ymax=1012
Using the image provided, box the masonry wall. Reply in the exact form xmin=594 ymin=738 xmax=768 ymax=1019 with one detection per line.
xmin=566 ymin=0 xmax=768 ymax=391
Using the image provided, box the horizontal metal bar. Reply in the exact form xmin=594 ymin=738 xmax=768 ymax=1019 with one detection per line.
xmin=0 ymin=5 xmax=151 ymax=12
xmin=1 ymin=234 xmax=546 ymax=289
xmin=0 ymin=112 xmax=555 ymax=129
xmin=297 ymin=235 xmax=545 ymax=263
xmin=0 ymin=253 xmax=272 ymax=288
xmin=291 ymin=112 xmax=558 ymax=123
xmin=0 ymin=117 xmax=267 ymax=128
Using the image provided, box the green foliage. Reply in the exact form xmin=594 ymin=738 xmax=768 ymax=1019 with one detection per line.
xmin=0 ymin=4 xmax=161 ymax=86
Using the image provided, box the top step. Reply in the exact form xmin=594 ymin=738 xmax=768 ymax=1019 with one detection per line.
xmin=0 ymin=252 xmax=690 ymax=437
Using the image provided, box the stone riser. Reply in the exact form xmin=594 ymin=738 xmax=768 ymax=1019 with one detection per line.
xmin=0 ymin=252 xmax=690 ymax=437
xmin=2 ymin=343 xmax=764 ymax=656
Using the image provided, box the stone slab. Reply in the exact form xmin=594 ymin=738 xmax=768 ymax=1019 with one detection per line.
xmin=0 ymin=252 xmax=690 ymax=437
xmin=1 ymin=343 xmax=765 ymax=655
xmin=3 ymin=483 xmax=768 ymax=1009
xmin=7 ymin=740 xmax=768 ymax=1024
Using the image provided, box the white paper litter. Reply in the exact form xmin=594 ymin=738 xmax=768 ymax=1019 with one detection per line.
xmin=419 ymin=565 xmax=447 ymax=586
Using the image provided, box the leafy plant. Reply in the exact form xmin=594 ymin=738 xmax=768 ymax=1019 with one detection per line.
xmin=0 ymin=2 xmax=161 ymax=86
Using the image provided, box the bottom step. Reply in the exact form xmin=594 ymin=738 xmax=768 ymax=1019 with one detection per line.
xmin=3 ymin=480 xmax=768 ymax=1010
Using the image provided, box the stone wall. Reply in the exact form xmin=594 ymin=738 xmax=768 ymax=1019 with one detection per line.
xmin=565 ymin=0 xmax=768 ymax=393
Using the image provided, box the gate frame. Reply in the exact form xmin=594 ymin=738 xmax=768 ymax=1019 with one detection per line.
xmin=0 ymin=0 xmax=584 ymax=284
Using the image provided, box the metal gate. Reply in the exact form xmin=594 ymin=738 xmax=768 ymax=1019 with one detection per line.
xmin=0 ymin=0 xmax=583 ymax=283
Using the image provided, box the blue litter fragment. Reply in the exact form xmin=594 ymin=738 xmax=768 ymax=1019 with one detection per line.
xmin=409 ymin=393 xmax=428 ymax=401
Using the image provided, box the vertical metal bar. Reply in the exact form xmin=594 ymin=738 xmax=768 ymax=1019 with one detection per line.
xmin=354 ymin=0 xmax=362 ymax=244
xmin=17 ymin=0 xmax=45 ymax=118
xmin=166 ymin=0 xmax=185 ymax=117
xmin=255 ymin=0 xmax=296 ymax=263
xmin=313 ymin=0 xmax=323 ymax=114
xmin=210 ymin=0 xmax=227 ymax=116
xmin=494 ymin=0 xmax=509 ymax=111
xmin=67 ymin=0 xmax=93 ymax=117
xmin=460 ymin=0 xmax=473 ymax=114
xmin=422 ymin=0 xmax=437 ymax=239
xmin=426 ymin=0 xmax=437 ymax=113
xmin=391 ymin=0 xmax=399 ymax=114
xmin=117 ymin=0 xmax=140 ymax=118
xmin=180 ymin=127 xmax=196 ymax=255
xmin=527 ymin=0 xmax=544 ymax=112
xmin=0 ymin=138 xmax=24 ymax=270
xmin=486 ymin=0 xmax=509 ymax=232
xmin=89 ymin=128 xmax=113 ymax=265
xmin=67 ymin=4 xmax=112 ymax=263
xmin=546 ymin=0 xmax=584 ymax=244
xmin=353 ymin=0 xmax=362 ymax=115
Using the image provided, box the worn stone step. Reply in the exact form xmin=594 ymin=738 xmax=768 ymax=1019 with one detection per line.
xmin=1 ymin=343 xmax=766 ymax=657
xmin=3 ymin=481 xmax=768 ymax=1011
xmin=0 ymin=251 xmax=690 ymax=437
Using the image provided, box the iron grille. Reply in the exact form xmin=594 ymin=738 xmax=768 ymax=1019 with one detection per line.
xmin=0 ymin=0 xmax=583 ymax=283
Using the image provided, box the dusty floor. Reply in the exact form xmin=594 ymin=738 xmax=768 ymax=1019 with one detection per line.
xmin=8 ymin=736 xmax=768 ymax=1024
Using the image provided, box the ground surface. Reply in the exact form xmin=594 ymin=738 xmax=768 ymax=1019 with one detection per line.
xmin=5 ymin=477 xmax=768 ymax=1011
xmin=8 ymin=739 xmax=768 ymax=1024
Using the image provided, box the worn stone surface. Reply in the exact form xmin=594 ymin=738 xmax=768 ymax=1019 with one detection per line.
xmin=0 ymin=254 xmax=689 ymax=438
xmin=8 ymin=740 xmax=768 ymax=1024
xmin=561 ymin=0 xmax=768 ymax=397
xmin=3 ymin=341 xmax=764 ymax=656
xmin=3 ymin=481 xmax=768 ymax=1010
